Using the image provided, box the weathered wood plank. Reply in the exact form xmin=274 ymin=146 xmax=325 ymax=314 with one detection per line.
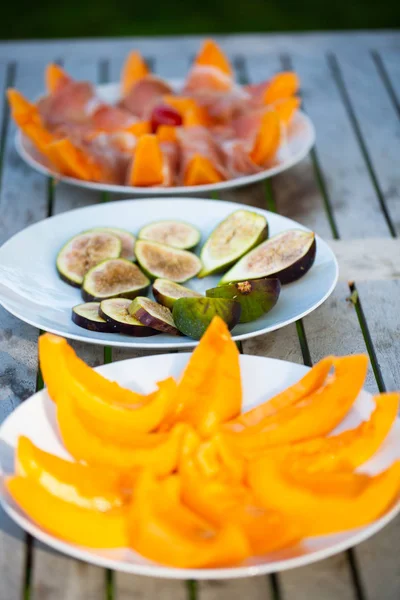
xmin=332 ymin=49 xmax=400 ymax=235
xmin=114 ymin=573 xmax=186 ymax=600
xmin=355 ymin=280 xmax=400 ymax=393
xmin=290 ymin=52 xmax=391 ymax=238
xmin=328 ymin=238 xmax=400 ymax=281
xmin=0 ymin=58 xmax=54 ymax=600
xmin=199 ymin=577 xmax=272 ymax=600
xmin=376 ymin=49 xmax=400 ymax=115
xmin=0 ymin=32 xmax=398 ymax=61
xmin=245 ymin=55 xmax=333 ymax=240
xmin=31 ymin=547 xmax=105 ymax=600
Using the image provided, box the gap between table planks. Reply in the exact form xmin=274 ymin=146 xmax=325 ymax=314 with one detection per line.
xmin=0 ymin=35 xmax=398 ymax=600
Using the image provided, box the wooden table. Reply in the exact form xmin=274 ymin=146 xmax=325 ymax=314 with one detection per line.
xmin=1 ymin=30 xmax=400 ymax=600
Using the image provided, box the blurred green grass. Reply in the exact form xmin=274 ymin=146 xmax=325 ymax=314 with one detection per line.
xmin=2 ymin=0 xmax=399 ymax=40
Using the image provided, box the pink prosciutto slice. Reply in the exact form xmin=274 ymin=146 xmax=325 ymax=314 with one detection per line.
xmin=119 ymin=75 xmax=173 ymax=119
xmin=178 ymin=126 xmax=228 ymax=183
xmin=38 ymin=81 xmax=99 ymax=131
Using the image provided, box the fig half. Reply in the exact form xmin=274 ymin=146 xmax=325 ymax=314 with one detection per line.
xmin=71 ymin=302 xmax=114 ymax=332
xmin=57 ymin=232 xmax=121 ymax=287
xmin=135 ymin=240 xmax=202 ymax=283
xmin=99 ymin=298 xmax=158 ymax=336
xmin=220 ymin=230 xmax=316 ymax=285
xmin=153 ymin=279 xmax=202 ymax=309
xmin=82 ymin=258 xmax=150 ymax=302
xmin=138 ymin=220 xmax=201 ymax=250
xmin=206 ymin=278 xmax=281 ymax=323
xmin=129 ymin=297 xmax=180 ymax=335
xmin=87 ymin=227 xmax=136 ymax=261
xmin=172 ymin=297 xmax=241 ymax=340
xmin=198 ymin=210 xmax=268 ymax=278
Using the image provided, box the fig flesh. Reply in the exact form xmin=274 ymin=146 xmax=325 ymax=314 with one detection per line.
xmin=129 ymin=297 xmax=180 ymax=335
xmin=220 ymin=229 xmax=316 ymax=285
xmin=87 ymin=227 xmax=136 ymax=261
xmin=99 ymin=298 xmax=158 ymax=336
xmin=82 ymin=258 xmax=150 ymax=302
xmin=71 ymin=302 xmax=113 ymax=332
xmin=138 ymin=220 xmax=200 ymax=250
xmin=199 ymin=210 xmax=268 ymax=278
xmin=135 ymin=240 xmax=202 ymax=283
xmin=152 ymin=279 xmax=202 ymax=309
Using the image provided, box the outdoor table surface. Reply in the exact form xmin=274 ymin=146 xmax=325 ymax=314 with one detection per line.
xmin=0 ymin=30 xmax=400 ymax=600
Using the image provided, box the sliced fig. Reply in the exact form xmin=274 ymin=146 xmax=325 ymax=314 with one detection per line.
xmin=129 ymin=297 xmax=180 ymax=335
xmin=206 ymin=278 xmax=281 ymax=323
xmin=82 ymin=258 xmax=150 ymax=302
xmin=57 ymin=232 xmax=121 ymax=287
xmin=172 ymin=297 xmax=241 ymax=340
xmin=152 ymin=279 xmax=202 ymax=309
xmin=198 ymin=210 xmax=268 ymax=278
xmin=220 ymin=230 xmax=316 ymax=285
xmin=87 ymin=227 xmax=136 ymax=261
xmin=99 ymin=298 xmax=158 ymax=336
xmin=135 ymin=240 xmax=202 ymax=283
xmin=71 ymin=302 xmax=114 ymax=332
xmin=138 ymin=220 xmax=200 ymax=250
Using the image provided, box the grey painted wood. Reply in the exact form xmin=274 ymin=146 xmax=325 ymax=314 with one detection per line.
xmin=356 ymin=280 xmax=400 ymax=393
xmin=0 ymin=58 xmax=54 ymax=600
xmin=290 ymin=52 xmax=391 ymax=238
xmin=0 ymin=31 xmax=398 ymax=61
xmin=333 ymin=49 xmax=400 ymax=234
xmin=199 ymin=578 xmax=272 ymax=600
xmin=377 ymin=49 xmax=400 ymax=114
xmin=328 ymin=238 xmax=400 ymax=281
xmin=31 ymin=547 xmax=105 ymax=600
xmin=115 ymin=574 xmax=186 ymax=600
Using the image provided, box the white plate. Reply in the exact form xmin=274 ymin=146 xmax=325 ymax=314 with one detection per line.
xmin=0 ymin=198 xmax=338 ymax=349
xmin=15 ymin=81 xmax=316 ymax=195
xmin=1 ymin=353 xmax=399 ymax=579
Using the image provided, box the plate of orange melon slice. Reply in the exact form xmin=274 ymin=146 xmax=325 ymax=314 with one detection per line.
xmin=1 ymin=319 xmax=400 ymax=579
xmin=10 ymin=39 xmax=315 ymax=195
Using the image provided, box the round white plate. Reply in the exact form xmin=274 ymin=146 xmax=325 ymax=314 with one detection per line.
xmin=15 ymin=81 xmax=316 ymax=196
xmin=0 ymin=198 xmax=338 ymax=349
xmin=1 ymin=353 xmax=399 ymax=579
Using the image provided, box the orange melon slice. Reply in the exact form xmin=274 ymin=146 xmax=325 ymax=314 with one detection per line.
xmin=250 ymin=110 xmax=281 ymax=166
xmin=274 ymin=96 xmax=301 ymax=125
xmin=121 ymin=51 xmax=150 ymax=96
xmin=184 ymin=154 xmax=224 ymax=186
xmin=45 ymin=64 xmax=71 ymax=94
xmin=194 ymin=39 xmax=232 ymax=77
xmin=129 ymin=134 xmax=164 ymax=186
xmin=264 ymin=72 xmax=300 ymax=105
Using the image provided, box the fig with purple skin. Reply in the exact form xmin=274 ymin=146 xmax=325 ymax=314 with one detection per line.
xmin=206 ymin=278 xmax=281 ymax=323
xmin=135 ymin=240 xmax=202 ymax=283
xmin=220 ymin=230 xmax=316 ymax=285
xmin=57 ymin=232 xmax=121 ymax=287
xmin=153 ymin=279 xmax=202 ymax=309
xmin=198 ymin=209 xmax=268 ymax=278
xmin=129 ymin=297 xmax=180 ymax=335
xmin=72 ymin=302 xmax=114 ymax=333
xmin=82 ymin=258 xmax=150 ymax=302
xmin=99 ymin=298 xmax=159 ymax=336
xmin=172 ymin=297 xmax=241 ymax=340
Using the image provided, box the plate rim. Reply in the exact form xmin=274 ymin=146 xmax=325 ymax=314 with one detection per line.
xmin=1 ymin=353 xmax=399 ymax=579
xmin=0 ymin=197 xmax=339 ymax=349
xmin=15 ymin=80 xmax=316 ymax=195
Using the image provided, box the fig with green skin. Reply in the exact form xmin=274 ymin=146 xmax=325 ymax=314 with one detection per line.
xmin=57 ymin=232 xmax=121 ymax=287
xmin=206 ymin=278 xmax=281 ymax=323
xmin=99 ymin=298 xmax=158 ymax=336
xmin=198 ymin=210 xmax=268 ymax=278
xmin=72 ymin=302 xmax=114 ymax=333
xmin=135 ymin=240 xmax=202 ymax=283
xmin=220 ymin=230 xmax=316 ymax=285
xmin=172 ymin=297 xmax=241 ymax=340
xmin=129 ymin=297 xmax=180 ymax=335
xmin=138 ymin=220 xmax=200 ymax=250
xmin=82 ymin=258 xmax=150 ymax=302
xmin=86 ymin=227 xmax=136 ymax=261
xmin=153 ymin=279 xmax=202 ymax=309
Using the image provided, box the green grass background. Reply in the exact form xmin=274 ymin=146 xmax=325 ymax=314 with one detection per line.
xmin=1 ymin=0 xmax=399 ymax=40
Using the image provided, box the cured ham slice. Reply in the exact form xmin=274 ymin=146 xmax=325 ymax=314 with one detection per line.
xmin=178 ymin=126 xmax=227 ymax=184
xmin=38 ymin=81 xmax=99 ymax=130
xmin=121 ymin=51 xmax=150 ymax=96
xmin=184 ymin=39 xmax=233 ymax=94
xmin=222 ymin=141 xmax=264 ymax=177
xmin=120 ymin=76 xmax=173 ymax=119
